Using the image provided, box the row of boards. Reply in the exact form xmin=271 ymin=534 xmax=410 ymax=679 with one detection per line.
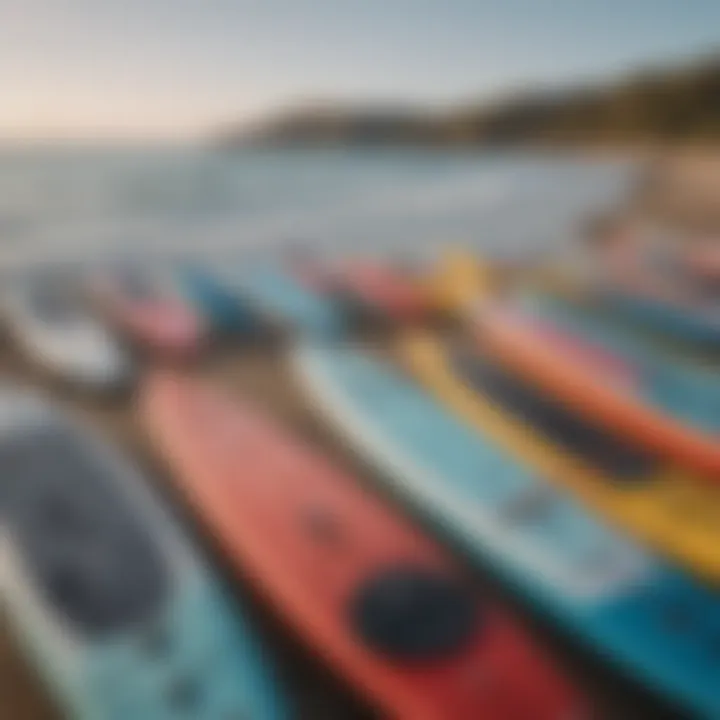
xmin=4 ymin=252 xmax=719 ymax=553
xmin=3 ymin=249 xmax=720 ymax=718
xmin=0 ymin=249 xmax=495 ymax=393
xmin=3 ymin=247 xmax=718 ymax=396
xmin=0 ymin=260 xmax=348 ymax=392
xmin=3 ymin=355 xmax=584 ymax=720
xmin=4 ymin=333 xmax=720 ymax=718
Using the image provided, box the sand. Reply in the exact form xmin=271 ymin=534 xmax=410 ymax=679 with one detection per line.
xmin=629 ymin=149 xmax=720 ymax=231
xmin=0 ymin=333 xmax=685 ymax=719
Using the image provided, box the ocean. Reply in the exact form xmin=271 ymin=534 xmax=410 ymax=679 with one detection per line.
xmin=0 ymin=146 xmax=637 ymax=270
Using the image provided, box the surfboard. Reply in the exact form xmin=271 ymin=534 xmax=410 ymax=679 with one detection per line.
xmin=292 ymin=341 xmax=720 ymax=718
xmin=313 ymin=260 xmax=431 ymax=324
xmin=422 ymin=247 xmax=498 ymax=316
xmin=140 ymin=371 xmax=584 ymax=720
xmin=174 ymin=263 xmax=264 ymax=335
xmin=468 ymin=302 xmax=720 ymax=480
xmin=534 ymin=269 xmax=720 ymax=366
xmin=219 ymin=264 xmax=345 ymax=338
xmin=598 ymin=283 xmax=720 ymax=349
xmin=600 ymin=239 xmax=720 ymax=348
xmin=400 ymin=331 xmax=720 ymax=584
xmin=3 ymin=272 xmax=131 ymax=391
xmin=519 ymin=291 xmax=720 ymax=432
xmin=91 ymin=265 xmax=205 ymax=358
xmin=541 ymin=256 xmax=720 ymax=350
xmin=0 ymin=389 xmax=287 ymax=720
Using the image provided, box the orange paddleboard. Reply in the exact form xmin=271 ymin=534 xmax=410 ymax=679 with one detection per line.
xmin=472 ymin=304 xmax=720 ymax=480
xmin=140 ymin=371 xmax=584 ymax=720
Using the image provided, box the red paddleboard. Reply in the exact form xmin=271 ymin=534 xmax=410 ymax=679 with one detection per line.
xmin=332 ymin=260 xmax=430 ymax=323
xmin=295 ymin=259 xmax=430 ymax=323
xmin=140 ymin=371 xmax=584 ymax=720
xmin=93 ymin=271 xmax=205 ymax=358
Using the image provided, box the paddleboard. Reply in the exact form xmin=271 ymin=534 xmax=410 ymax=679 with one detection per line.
xmin=140 ymin=371 xmax=584 ymax=720
xmin=598 ymin=283 xmax=720 ymax=349
xmin=0 ymin=390 xmax=287 ymax=720
xmin=293 ymin=341 xmax=720 ymax=719
xmin=174 ymin=263 xmax=264 ymax=335
xmin=91 ymin=265 xmax=205 ymax=358
xmin=218 ymin=264 xmax=345 ymax=338
xmin=547 ymin=249 xmax=720 ymax=349
xmin=422 ymin=248 xmax=499 ymax=316
xmin=400 ymin=331 xmax=720 ymax=584
xmin=468 ymin=302 xmax=720 ymax=480
xmin=519 ymin=291 xmax=720 ymax=434
xmin=534 ymin=270 xmax=720 ymax=365
xmin=3 ymin=272 xmax=131 ymax=391
xmin=314 ymin=260 xmax=431 ymax=324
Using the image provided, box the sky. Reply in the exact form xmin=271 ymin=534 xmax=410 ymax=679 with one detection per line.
xmin=1 ymin=0 xmax=719 ymax=141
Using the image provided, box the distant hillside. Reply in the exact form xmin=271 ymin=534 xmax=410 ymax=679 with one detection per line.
xmin=452 ymin=55 xmax=720 ymax=145
xmin=219 ymin=54 xmax=720 ymax=148
xmin=218 ymin=105 xmax=442 ymax=147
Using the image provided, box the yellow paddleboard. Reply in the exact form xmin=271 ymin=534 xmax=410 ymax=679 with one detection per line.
xmin=422 ymin=247 xmax=497 ymax=314
xmin=399 ymin=331 xmax=720 ymax=585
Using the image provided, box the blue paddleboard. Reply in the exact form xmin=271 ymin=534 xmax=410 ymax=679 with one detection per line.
xmin=175 ymin=263 xmax=263 ymax=335
xmin=522 ymin=292 xmax=720 ymax=435
xmin=228 ymin=264 xmax=345 ymax=338
xmin=0 ymin=390 xmax=288 ymax=720
xmin=599 ymin=287 xmax=720 ymax=350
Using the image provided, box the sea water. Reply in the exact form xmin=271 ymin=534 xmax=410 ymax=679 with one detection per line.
xmin=0 ymin=145 xmax=636 ymax=270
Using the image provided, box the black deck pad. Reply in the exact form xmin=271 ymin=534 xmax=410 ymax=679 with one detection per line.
xmin=450 ymin=346 xmax=657 ymax=481
xmin=0 ymin=426 xmax=168 ymax=637
xmin=350 ymin=565 xmax=479 ymax=660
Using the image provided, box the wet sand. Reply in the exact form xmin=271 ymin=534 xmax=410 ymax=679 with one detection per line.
xmin=0 ymin=334 xmax=686 ymax=720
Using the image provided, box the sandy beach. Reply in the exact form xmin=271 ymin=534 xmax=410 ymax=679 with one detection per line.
xmin=630 ymin=149 xmax=720 ymax=230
